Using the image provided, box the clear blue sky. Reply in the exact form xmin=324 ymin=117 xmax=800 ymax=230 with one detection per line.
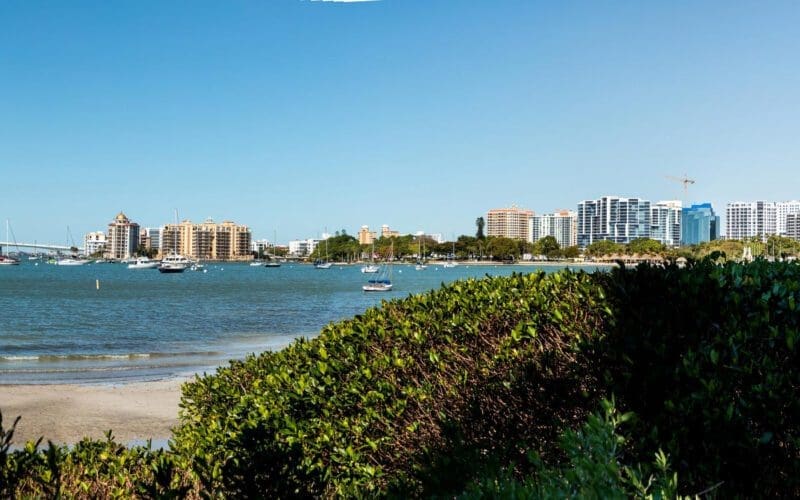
xmin=2 ymin=0 xmax=799 ymax=244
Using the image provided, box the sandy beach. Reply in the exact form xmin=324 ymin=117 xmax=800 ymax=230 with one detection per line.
xmin=0 ymin=378 xmax=184 ymax=446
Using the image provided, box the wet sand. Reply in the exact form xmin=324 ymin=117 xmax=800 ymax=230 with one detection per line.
xmin=0 ymin=378 xmax=184 ymax=445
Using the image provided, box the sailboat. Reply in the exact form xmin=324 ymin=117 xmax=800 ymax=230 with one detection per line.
xmin=159 ymin=210 xmax=189 ymax=273
xmin=443 ymin=240 xmax=458 ymax=268
xmin=0 ymin=219 xmax=20 ymax=265
xmin=314 ymin=232 xmax=332 ymax=269
xmin=264 ymin=230 xmax=281 ymax=267
xmin=363 ymin=243 xmax=392 ymax=292
xmin=361 ymin=242 xmax=379 ymax=273
xmin=415 ymin=237 xmax=427 ymax=270
xmin=56 ymin=226 xmax=90 ymax=266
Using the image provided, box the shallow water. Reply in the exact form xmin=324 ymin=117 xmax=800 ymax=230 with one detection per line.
xmin=0 ymin=261 xmax=593 ymax=384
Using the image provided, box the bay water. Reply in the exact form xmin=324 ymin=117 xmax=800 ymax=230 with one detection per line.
xmin=0 ymin=261 xmax=589 ymax=384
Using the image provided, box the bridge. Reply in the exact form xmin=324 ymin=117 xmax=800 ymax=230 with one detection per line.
xmin=0 ymin=241 xmax=84 ymax=253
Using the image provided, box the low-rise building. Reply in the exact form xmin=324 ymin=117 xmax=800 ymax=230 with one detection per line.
xmin=358 ymin=226 xmax=377 ymax=245
xmin=84 ymin=231 xmax=106 ymax=256
xmin=288 ymin=239 xmax=318 ymax=257
xmin=381 ymin=225 xmax=400 ymax=238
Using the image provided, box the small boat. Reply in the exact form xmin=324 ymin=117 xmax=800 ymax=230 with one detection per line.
xmin=442 ymin=261 xmax=458 ymax=268
xmin=56 ymin=257 xmax=90 ymax=266
xmin=249 ymin=261 xmax=264 ymax=267
xmin=264 ymin=261 xmax=281 ymax=268
xmin=0 ymin=255 xmax=20 ymax=266
xmin=314 ymin=259 xmax=332 ymax=269
xmin=128 ymin=257 xmax=160 ymax=269
xmin=159 ymin=253 xmax=190 ymax=273
xmin=361 ymin=264 xmax=380 ymax=273
xmin=363 ymin=243 xmax=393 ymax=292
xmin=415 ymin=263 xmax=427 ymax=271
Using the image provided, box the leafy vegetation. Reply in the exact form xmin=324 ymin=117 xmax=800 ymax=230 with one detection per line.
xmin=3 ymin=259 xmax=800 ymax=497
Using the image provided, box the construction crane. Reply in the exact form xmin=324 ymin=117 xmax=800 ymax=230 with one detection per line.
xmin=665 ymin=174 xmax=695 ymax=195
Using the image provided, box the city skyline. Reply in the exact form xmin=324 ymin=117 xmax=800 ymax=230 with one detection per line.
xmin=3 ymin=1 xmax=800 ymax=243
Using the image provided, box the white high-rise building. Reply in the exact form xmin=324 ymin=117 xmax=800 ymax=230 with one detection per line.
xmin=577 ymin=196 xmax=651 ymax=248
xmin=529 ymin=210 xmax=577 ymax=248
xmin=726 ymin=201 xmax=777 ymax=241
xmin=650 ymin=200 xmax=682 ymax=247
xmin=776 ymin=201 xmax=800 ymax=235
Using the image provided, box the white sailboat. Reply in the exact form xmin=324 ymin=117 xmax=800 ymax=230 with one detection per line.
xmin=415 ymin=237 xmax=427 ymax=270
xmin=443 ymin=241 xmax=458 ymax=268
xmin=361 ymin=242 xmax=379 ymax=273
xmin=363 ymin=243 xmax=393 ymax=292
xmin=0 ymin=219 xmax=20 ymax=265
xmin=56 ymin=226 xmax=89 ymax=266
xmin=314 ymin=231 xmax=332 ymax=269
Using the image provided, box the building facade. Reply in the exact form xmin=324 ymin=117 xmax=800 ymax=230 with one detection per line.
xmin=650 ymin=200 xmax=682 ymax=247
xmin=681 ymin=203 xmax=720 ymax=246
xmin=577 ymin=196 xmax=651 ymax=248
xmin=529 ymin=210 xmax=577 ymax=248
xmin=160 ymin=219 xmax=252 ymax=261
xmin=105 ymin=212 xmax=140 ymax=260
xmin=776 ymin=201 xmax=800 ymax=235
xmin=786 ymin=213 xmax=800 ymax=241
xmin=487 ymin=206 xmax=534 ymax=241
xmin=141 ymin=227 xmax=161 ymax=253
xmin=84 ymin=231 xmax=107 ymax=256
xmin=358 ymin=225 xmax=377 ymax=245
xmin=380 ymin=225 xmax=400 ymax=239
xmin=288 ymin=239 xmax=318 ymax=257
xmin=726 ymin=201 xmax=777 ymax=241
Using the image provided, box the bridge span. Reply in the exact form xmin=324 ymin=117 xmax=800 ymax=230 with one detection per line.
xmin=0 ymin=241 xmax=85 ymax=252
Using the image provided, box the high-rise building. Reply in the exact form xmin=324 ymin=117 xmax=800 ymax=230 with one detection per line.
xmin=358 ymin=225 xmax=377 ymax=245
xmin=487 ymin=206 xmax=534 ymax=241
xmin=577 ymin=196 xmax=651 ymax=248
xmin=776 ymin=201 xmax=800 ymax=235
xmin=105 ymin=212 xmax=140 ymax=260
xmin=681 ymin=203 xmax=720 ymax=245
xmin=160 ymin=219 xmax=252 ymax=261
xmin=141 ymin=227 xmax=161 ymax=253
xmin=529 ymin=210 xmax=577 ymax=248
xmin=650 ymin=200 xmax=682 ymax=247
xmin=786 ymin=213 xmax=800 ymax=241
xmin=84 ymin=231 xmax=106 ymax=256
xmin=726 ymin=201 xmax=777 ymax=241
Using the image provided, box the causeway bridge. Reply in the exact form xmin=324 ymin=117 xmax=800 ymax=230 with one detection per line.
xmin=0 ymin=241 xmax=85 ymax=253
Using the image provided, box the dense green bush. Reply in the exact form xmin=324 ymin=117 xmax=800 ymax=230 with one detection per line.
xmin=3 ymin=260 xmax=800 ymax=497
xmin=172 ymin=271 xmax=610 ymax=497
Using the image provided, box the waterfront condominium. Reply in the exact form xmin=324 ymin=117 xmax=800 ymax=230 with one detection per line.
xmin=649 ymin=200 xmax=682 ymax=248
xmin=528 ymin=210 xmax=577 ymax=248
xmin=787 ymin=213 xmax=800 ymax=241
xmin=487 ymin=206 xmax=534 ymax=241
xmin=105 ymin=212 xmax=140 ymax=260
xmin=160 ymin=218 xmax=252 ymax=261
xmin=358 ymin=225 xmax=377 ymax=245
xmin=776 ymin=201 xmax=800 ymax=236
xmin=83 ymin=231 xmax=107 ymax=256
xmin=577 ymin=196 xmax=651 ymax=248
xmin=681 ymin=203 xmax=720 ymax=246
xmin=726 ymin=201 xmax=777 ymax=241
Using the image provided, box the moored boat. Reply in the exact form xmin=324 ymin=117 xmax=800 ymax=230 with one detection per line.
xmin=128 ymin=257 xmax=160 ymax=269
xmin=159 ymin=253 xmax=190 ymax=273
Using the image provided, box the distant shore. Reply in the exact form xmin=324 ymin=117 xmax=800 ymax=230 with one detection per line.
xmin=0 ymin=379 xmax=184 ymax=446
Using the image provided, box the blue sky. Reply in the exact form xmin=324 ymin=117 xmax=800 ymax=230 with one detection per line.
xmin=2 ymin=0 xmax=799 ymax=244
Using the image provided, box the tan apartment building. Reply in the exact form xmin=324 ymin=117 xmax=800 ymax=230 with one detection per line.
xmin=381 ymin=224 xmax=400 ymax=238
xmin=358 ymin=225 xmax=377 ymax=245
xmin=160 ymin=219 xmax=252 ymax=261
xmin=487 ymin=206 xmax=534 ymax=240
xmin=105 ymin=212 xmax=140 ymax=260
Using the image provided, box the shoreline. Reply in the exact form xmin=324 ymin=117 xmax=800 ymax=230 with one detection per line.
xmin=0 ymin=378 xmax=185 ymax=446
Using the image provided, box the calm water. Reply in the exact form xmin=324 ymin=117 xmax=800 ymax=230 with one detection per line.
xmin=0 ymin=261 xmax=592 ymax=384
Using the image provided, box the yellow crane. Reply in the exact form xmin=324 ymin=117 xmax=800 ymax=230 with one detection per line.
xmin=665 ymin=174 xmax=695 ymax=195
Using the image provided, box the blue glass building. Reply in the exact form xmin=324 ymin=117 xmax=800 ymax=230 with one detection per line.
xmin=681 ymin=203 xmax=719 ymax=246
